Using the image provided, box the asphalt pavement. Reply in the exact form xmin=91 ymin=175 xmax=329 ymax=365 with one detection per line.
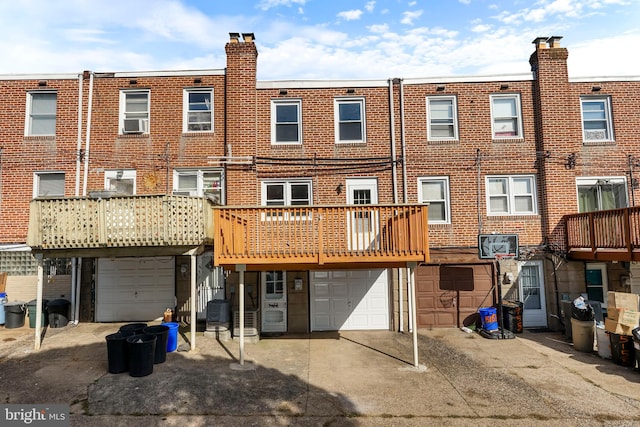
xmin=1 ymin=321 xmax=639 ymax=426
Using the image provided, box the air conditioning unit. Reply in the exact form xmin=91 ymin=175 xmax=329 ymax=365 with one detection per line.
xmin=584 ymin=129 xmax=607 ymax=140
xmin=123 ymin=118 xmax=148 ymax=134
xmin=173 ymin=191 xmax=196 ymax=196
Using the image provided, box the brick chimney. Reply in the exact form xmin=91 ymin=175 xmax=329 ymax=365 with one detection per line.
xmin=225 ymin=32 xmax=258 ymax=205
xmin=529 ymin=36 xmax=582 ymax=250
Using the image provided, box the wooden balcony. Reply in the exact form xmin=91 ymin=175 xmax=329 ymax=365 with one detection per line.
xmin=565 ymin=207 xmax=640 ymax=261
xmin=27 ymin=195 xmax=214 ymax=256
xmin=213 ymin=204 xmax=429 ymax=270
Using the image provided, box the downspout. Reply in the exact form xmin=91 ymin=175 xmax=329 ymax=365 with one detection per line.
xmin=82 ymin=72 xmax=94 ymax=196
xmin=399 ymin=78 xmax=413 ymax=332
xmin=70 ymin=73 xmax=83 ymax=324
xmin=389 ymin=78 xmax=403 ymax=333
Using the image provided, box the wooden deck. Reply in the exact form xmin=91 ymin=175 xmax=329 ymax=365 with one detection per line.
xmin=565 ymin=207 xmax=640 ymax=261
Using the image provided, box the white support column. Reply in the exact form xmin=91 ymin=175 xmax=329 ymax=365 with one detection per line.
xmin=34 ymin=254 xmax=44 ymax=350
xmin=408 ymin=262 xmax=419 ymax=368
xmin=190 ymin=253 xmax=197 ymax=351
xmin=238 ymin=265 xmax=245 ymax=365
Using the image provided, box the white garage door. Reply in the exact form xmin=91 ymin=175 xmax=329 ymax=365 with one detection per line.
xmin=96 ymin=257 xmax=175 ymax=322
xmin=310 ymin=269 xmax=389 ymax=331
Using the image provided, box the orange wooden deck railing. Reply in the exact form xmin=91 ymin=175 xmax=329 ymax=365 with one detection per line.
xmin=565 ymin=207 xmax=640 ymax=261
xmin=213 ymin=204 xmax=430 ymax=270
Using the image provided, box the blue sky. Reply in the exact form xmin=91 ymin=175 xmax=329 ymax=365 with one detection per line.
xmin=0 ymin=0 xmax=638 ymax=80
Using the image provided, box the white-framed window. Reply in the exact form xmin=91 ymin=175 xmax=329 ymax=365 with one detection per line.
xmin=261 ymin=179 xmax=312 ymax=220
xmin=271 ymin=99 xmax=302 ymax=144
xmin=173 ymin=169 xmax=224 ymax=204
xmin=576 ymin=177 xmax=627 ymax=213
xmin=427 ymin=96 xmax=458 ymax=141
xmin=33 ymin=172 xmax=65 ymax=198
xmin=334 ymin=97 xmax=365 ymax=143
xmin=183 ymin=88 xmax=213 ymax=132
xmin=486 ymin=175 xmax=536 ymax=215
xmin=104 ymin=169 xmax=136 ymax=195
xmin=25 ymin=92 xmax=57 ymax=136
xmin=119 ymin=90 xmax=150 ymax=134
xmin=418 ymin=177 xmax=451 ymax=224
xmin=581 ymin=96 xmax=614 ymax=142
xmin=490 ymin=94 xmax=523 ymax=139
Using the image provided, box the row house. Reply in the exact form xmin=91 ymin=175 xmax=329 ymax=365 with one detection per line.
xmin=2 ymin=33 xmax=640 ymax=348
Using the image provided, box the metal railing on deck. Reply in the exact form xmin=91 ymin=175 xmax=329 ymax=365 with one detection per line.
xmin=213 ymin=204 xmax=429 ymax=268
xmin=565 ymin=207 xmax=640 ymax=261
xmin=27 ymin=195 xmax=214 ymax=249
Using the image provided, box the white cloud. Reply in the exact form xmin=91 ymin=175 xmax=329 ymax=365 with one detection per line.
xmin=568 ymin=32 xmax=640 ymax=77
xmin=471 ymin=24 xmax=492 ymax=33
xmin=337 ymin=9 xmax=363 ymax=21
xmin=257 ymin=0 xmax=306 ymax=11
xmin=459 ymin=0 xmax=472 ymax=4
xmin=365 ymin=1 xmax=376 ymax=13
xmin=401 ymin=10 xmax=423 ymax=25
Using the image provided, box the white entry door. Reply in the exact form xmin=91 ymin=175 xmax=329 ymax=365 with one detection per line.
xmin=261 ymin=271 xmax=287 ymax=333
xmin=310 ymin=269 xmax=389 ymax=331
xmin=346 ymin=178 xmax=379 ymax=251
xmin=518 ymin=260 xmax=547 ymax=327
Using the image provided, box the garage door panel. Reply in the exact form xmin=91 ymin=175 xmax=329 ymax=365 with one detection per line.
xmin=311 ymin=269 xmax=389 ymax=331
xmin=96 ymin=257 xmax=175 ymax=322
xmin=416 ymin=264 xmax=495 ymax=328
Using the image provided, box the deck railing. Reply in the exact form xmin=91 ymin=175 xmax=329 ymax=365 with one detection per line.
xmin=565 ymin=207 xmax=640 ymax=261
xmin=213 ymin=204 xmax=429 ymax=268
xmin=27 ymin=195 xmax=214 ymax=249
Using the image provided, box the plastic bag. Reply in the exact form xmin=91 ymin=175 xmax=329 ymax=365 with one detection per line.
xmin=571 ymin=296 xmax=594 ymax=321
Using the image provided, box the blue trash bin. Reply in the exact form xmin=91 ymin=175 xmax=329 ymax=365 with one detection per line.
xmin=162 ymin=322 xmax=180 ymax=352
xmin=0 ymin=292 xmax=7 ymax=325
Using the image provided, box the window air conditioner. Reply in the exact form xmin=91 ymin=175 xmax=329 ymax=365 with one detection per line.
xmin=173 ymin=191 xmax=196 ymax=196
xmin=584 ymin=129 xmax=607 ymax=140
xmin=123 ymin=118 xmax=148 ymax=134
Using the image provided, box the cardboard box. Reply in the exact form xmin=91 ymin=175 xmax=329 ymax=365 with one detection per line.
xmin=607 ymin=291 xmax=639 ymax=322
xmin=605 ymin=318 xmax=634 ymax=336
xmin=618 ymin=309 xmax=640 ymax=328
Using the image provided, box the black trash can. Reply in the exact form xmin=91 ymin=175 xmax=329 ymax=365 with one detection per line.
xmin=126 ymin=333 xmax=157 ymax=377
xmin=610 ymin=333 xmax=635 ymax=367
xmin=119 ymin=323 xmax=148 ymax=336
xmin=26 ymin=299 xmax=49 ymax=328
xmin=106 ymin=332 xmax=130 ymax=374
xmin=501 ymin=300 xmax=523 ymax=334
xmin=143 ymin=325 xmax=169 ymax=364
xmin=47 ymin=299 xmax=70 ymax=328
xmin=4 ymin=302 xmax=26 ymax=329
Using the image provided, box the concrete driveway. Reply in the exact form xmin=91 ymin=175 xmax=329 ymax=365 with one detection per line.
xmin=1 ymin=322 xmax=639 ymax=426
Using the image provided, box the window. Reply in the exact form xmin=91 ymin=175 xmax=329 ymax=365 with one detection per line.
xmin=427 ymin=96 xmax=458 ymax=141
xmin=261 ymin=180 xmax=312 ymax=220
xmin=418 ymin=177 xmax=451 ymax=223
xmin=173 ymin=169 xmax=224 ymax=204
xmin=486 ymin=175 xmax=536 ymax=215
xmin=581 ymin=96 xmax=613 ymax=142
xmin=490 ymin=94 xmax=522 ymax=139
xmin=271 ymin=100 xmax=301 ymax=144
xmin=183 ymin=89 xmax=213 ymax=132
xmin=26 ymin=92 xmax=57 ymax=136
xmin=335 ymin=98 xmax=365 ymax=143
xmin=33 ymin=172 xmax=65 ymax=198
xmin=120 ymin=90 xmax=149 ymax=134
xmin=105 ymin=170 xmax=136 ymax=195
xmin=576 ymin=177 xmax=627 ymax=212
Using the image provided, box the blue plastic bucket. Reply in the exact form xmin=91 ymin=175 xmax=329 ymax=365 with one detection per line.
xmin=163 ymin=322 xmax=179 ymax=352
xmin=479 ymin=307 xmax=498 ymax=331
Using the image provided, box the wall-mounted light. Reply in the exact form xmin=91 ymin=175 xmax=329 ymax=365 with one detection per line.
xmin=500 ymin=84 xmax=509 ymax=90
xmin=336 ymin=183 xmax=343 ymax=195
xmin=346 ymin=88 xmax=355 ymax=94
xmin=436 ymin=85 xmax=445 ymax=92
xmin=38 ymin=80 xmax=47 ymax=87
xmin=592 ymin=86 xmax=601 ymax=92
xmin=129 ymin=79 xmax=137 ymax=85
xmin=279 ymin=89 xmax=288 ymax=95
xmin=194 ymin=77 xmax=202 ymax=84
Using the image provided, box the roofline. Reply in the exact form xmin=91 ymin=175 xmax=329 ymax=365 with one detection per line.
xmin=569 ymin=75 xmax=640 ymax=83
xmin=258 ymin=79 xmax=389 ymax=89
xmin=113 ymin=69 xmax=225 ymax=78
xmin=0 ymin=73 xmax=80 ymax=81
